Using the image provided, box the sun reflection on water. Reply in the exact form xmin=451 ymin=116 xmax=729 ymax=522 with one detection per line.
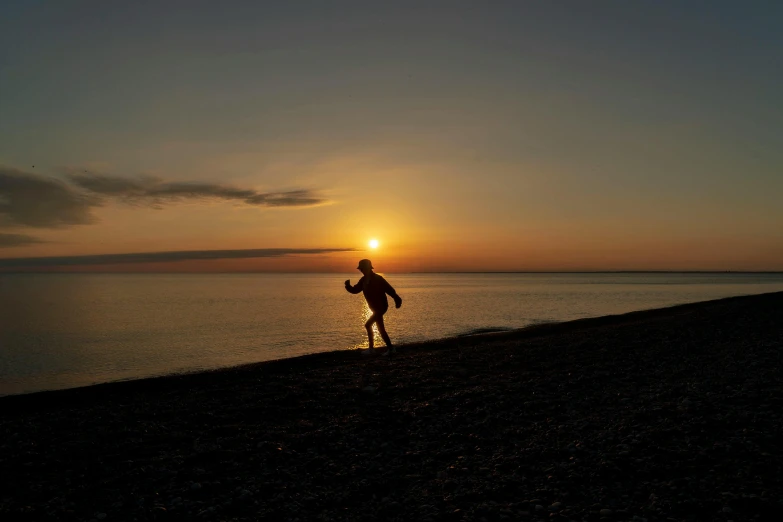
xmin=355 ymin=300 xmax=384 ymax=348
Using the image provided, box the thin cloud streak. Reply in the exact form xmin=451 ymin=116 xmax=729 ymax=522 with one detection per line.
xmin=0 ymin=233 xmax=44 ymax=248
xmin=0 ymin=248 xmax=355 ymax=267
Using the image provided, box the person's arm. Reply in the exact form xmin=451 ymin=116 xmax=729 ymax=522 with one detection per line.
xmin=380 ymin=276 xmax=403 ymax=308
xmin=345 ymin=276 xmax=364 ymax=294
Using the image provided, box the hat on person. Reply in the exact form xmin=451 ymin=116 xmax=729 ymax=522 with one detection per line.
xmin=357 ymin=259 xmax=374 ymax=270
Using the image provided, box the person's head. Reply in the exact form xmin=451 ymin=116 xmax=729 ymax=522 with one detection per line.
xmin=357 ymin=259 xmax=374 ymax=275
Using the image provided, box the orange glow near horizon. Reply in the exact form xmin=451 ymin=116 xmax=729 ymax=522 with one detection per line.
xmin=2 ymin=233 xmax=782 ymax=273
xmin=2 ymin=142 xmax=782 ymax=272
xmin=1 ymin=151 xmax=783 ymax=273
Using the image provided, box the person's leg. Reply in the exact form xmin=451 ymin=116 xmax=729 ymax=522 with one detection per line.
xmin=376 ymin=314 xmax=392 ymax=347
xmin=364 ymin=314 xmax=378 ymax=350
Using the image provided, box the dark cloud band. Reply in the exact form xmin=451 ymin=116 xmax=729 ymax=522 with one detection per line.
xmin=0 ymin=167 xmax=100 ymax=228
xmin=0 ymin=167 xmax=328 ymax=234
xmin=0 ymin=248 xmax=354 ymax=267
xmin=66 ymin=172 xmax=325 ymax=207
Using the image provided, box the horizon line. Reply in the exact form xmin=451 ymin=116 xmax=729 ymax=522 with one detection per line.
xmin=1 ymin=270 xmax=782 ymax=275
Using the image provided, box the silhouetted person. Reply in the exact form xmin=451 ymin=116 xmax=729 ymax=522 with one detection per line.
xmin=345 ymin=259 xmax=402 ymax=355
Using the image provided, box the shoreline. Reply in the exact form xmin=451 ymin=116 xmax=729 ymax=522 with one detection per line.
xmin=1 ymin=292 xmax=782 ymax=521
xmin=0 ymin=291 xmax=772 ymax=404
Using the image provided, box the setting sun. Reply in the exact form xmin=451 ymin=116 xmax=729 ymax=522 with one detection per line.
xmin=369 ymin=239 xmax=379 ymax=249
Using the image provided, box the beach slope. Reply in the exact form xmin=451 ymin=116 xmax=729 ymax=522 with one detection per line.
xmin=1 ymin=292 xmax=782 ymax=521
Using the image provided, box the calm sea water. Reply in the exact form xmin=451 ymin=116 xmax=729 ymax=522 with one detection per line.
xmin=1 ymin=273 xmax=782 ymax=396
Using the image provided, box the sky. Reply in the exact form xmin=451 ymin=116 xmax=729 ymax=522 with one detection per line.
xmin=1 ymin=1 xmax=782 ymax=272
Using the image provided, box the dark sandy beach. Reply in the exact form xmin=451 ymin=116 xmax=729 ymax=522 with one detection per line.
xmin=1 ymin=292 xmax=782 ymax=521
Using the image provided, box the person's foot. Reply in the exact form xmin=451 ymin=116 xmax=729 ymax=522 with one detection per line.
xmin=360 ymin=348 xmax=376 ymax=356
xmin=381 ymin=346 xmax=396 ymax=357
